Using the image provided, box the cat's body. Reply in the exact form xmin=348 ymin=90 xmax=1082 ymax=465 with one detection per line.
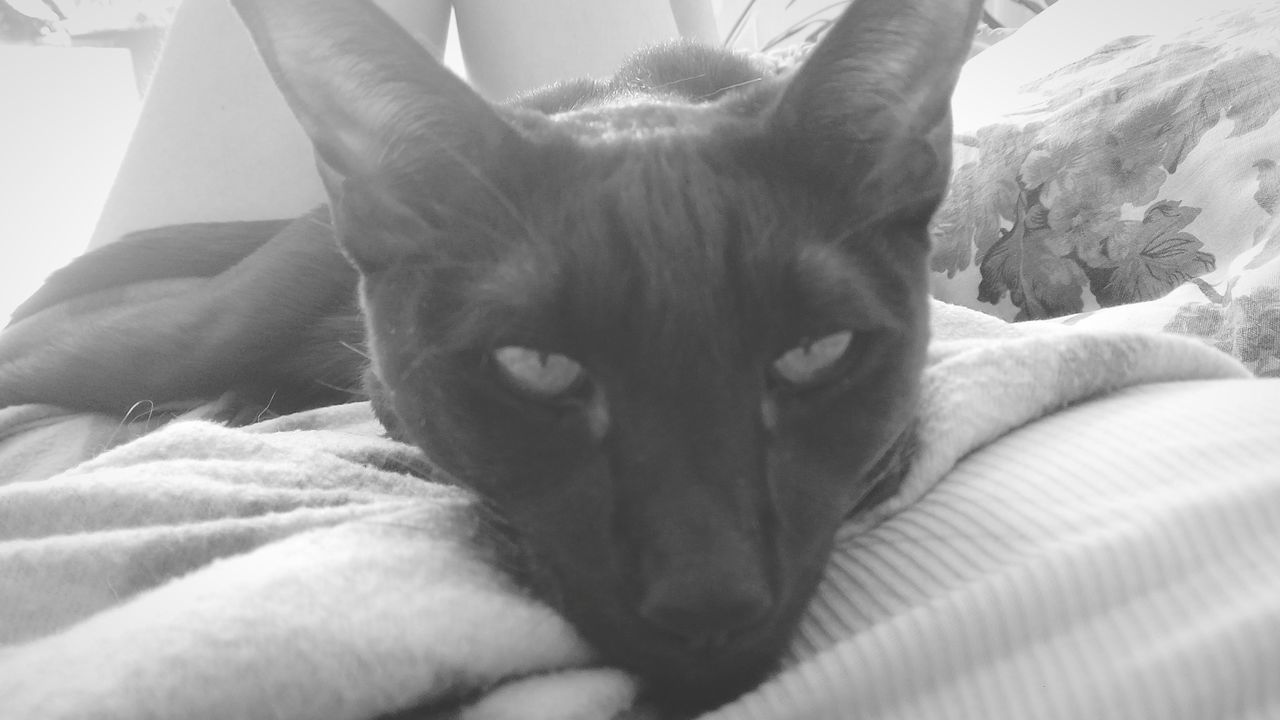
xmin=0 ymin=44 xmax=779 ymax=419
xmin=0 ymin=0 xmax=981 ymax=708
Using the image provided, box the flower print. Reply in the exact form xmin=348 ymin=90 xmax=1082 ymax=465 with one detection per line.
xmin=1165 ymin=287 xmax=1280 ymax=376
xmin=1093 ymin=110 xmax=1169 ymax=206
xmin=1041 ymin=173 xmax=1123 ymax=259
xmin=932 ymin=15 xmax=1280 ymax=322
xmin=1227 ymin=288 xmax=1280 ymax=370
xmin=1166 ymin=301 xmax=1226 ymax=339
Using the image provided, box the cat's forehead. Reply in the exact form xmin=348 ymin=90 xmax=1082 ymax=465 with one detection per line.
xmin=477 ymin=176 xmax=854 ymax=346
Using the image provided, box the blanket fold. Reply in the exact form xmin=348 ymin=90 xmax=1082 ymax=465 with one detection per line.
xmin=0 ymin=300 xmax=1252 ymax=720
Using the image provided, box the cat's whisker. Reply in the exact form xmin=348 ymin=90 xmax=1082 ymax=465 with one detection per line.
xmin=694 ymin=76 xmax=764 ymax=101
xmin=302 ymin=214 xmax=332 ymax=232
xmin=651 ymin=71 xmax=709 ymax=90
xmin=104 ymin=399 xmax=158 ymax=448
xmin=312 ymin=378 xmax=364 ymax=397
xmin=338 ymin=340 xmax=370 ymax=361
xmin=253 ymin=390 xmax=279 ymax=423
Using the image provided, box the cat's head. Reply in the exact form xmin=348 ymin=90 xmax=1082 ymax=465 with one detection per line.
xmin=232 ymin=0 xmax=980 ymax=705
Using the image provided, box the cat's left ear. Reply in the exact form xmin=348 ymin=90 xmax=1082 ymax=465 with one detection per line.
xmin=229 ymin=0 xmax=517 ymax=270
xmin=770 ymin=0 xmax=983 ymax=224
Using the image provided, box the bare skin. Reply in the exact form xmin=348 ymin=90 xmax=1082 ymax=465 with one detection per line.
xmin=88 ymin=0 xmax=717 ymax=249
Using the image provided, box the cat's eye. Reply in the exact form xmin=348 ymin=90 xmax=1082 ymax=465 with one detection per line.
xmin=771 ymin=331 xmax=853 ymax=386
xmin=494 ymin=346 xmax=586 ymax=400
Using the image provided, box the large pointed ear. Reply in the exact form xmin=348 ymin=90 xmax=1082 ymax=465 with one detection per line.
xmin=228 ymin=0 xmax=517 ymax=270
xmin=771 ymin=0 xmax=983 ymax=225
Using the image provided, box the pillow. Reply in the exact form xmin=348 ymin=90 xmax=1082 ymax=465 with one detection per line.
xmin=930 ymin=0 xmax=1280 ymax=375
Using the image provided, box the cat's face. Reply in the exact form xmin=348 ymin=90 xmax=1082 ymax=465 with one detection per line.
xmin=355 ymin=118 xmax=933 ymax=696
xmin=232 ymin=0 xmax=980 ymax=704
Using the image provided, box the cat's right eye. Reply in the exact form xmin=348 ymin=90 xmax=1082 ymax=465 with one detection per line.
xmin=771 ymin=331 xmax=853 ymax=387
xmin=493 ymin=346 xmax=586 ymax=401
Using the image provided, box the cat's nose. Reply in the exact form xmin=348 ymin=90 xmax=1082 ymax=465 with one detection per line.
xmin=638 ymin=569 xmax=772 ymax=647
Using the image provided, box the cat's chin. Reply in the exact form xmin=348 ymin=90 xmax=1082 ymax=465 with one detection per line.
xmin=545 ymin=567 xmax=826 ymax=711
xmin=462 ymin=489 xmax=808 ymax=712
xmin=607 ymin=611 xmax=796 ymax=711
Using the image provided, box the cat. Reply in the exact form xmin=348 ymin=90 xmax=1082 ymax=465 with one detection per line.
xmin=0 ymin=0 xmax=981 ymax=708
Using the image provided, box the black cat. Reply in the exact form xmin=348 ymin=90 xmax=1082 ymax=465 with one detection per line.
xmin=0 ymin=0 xmax=981 ymax=707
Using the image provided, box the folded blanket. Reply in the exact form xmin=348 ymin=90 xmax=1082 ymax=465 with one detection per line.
xmin=0 ymin=300 xmax=1251 ymax=719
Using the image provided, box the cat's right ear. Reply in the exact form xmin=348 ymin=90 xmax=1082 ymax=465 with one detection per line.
xmin=769 ymin=0 xmax=983 ymax=227
xmin=229 ymin=0 xmax=516 ymax=270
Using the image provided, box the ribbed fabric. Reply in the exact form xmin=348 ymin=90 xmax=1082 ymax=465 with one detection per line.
xmin=708 ymin=380 xmax=1280 ymax=719
xmin=0 ymin=302 xmax=1265 ymax=719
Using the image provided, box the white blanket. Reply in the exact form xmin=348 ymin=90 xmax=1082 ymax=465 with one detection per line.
xmin=0 ymin=300 xmax=1257 ymax=719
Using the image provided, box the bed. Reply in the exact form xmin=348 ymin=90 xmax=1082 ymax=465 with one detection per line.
xmin=2 ymin=0 xmax=1279 ymax=717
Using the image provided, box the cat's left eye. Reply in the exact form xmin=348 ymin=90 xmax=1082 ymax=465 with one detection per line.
xmin=494 ymin=346 xmax=586 ymax=400
xmin=771 ymin=331 xmax=853 ymax=386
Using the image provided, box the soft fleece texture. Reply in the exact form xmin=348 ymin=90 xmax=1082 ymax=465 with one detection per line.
xmin=0 ymin=300 xmax=1256 ymax=719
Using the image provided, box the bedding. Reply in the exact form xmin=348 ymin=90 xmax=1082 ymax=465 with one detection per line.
xmin=930 ymin=0 xmax=1280 ymax=376
xmin=0 ymin=300 xmax=1260 ymax=719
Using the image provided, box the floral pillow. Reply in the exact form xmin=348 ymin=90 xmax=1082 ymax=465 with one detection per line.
xmin=930 ymin=0 xmax=1280 ymax=375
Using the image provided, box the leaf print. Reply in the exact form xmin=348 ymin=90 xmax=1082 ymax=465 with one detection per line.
xmin=978 ymin=197 xmax=1088 ymax=320
xmin=1245 ymin=219 xmax=1280 ymax=271
xmin=1244 ymin=159 xmax=1280 ymax=270
xmin=1031 ymin=39 xmax=1280 ymax=175
xmin=1093 ymin=233 xmax=1213 ymax=305
xmin=930 ymin=163 xmax=1021 ymax=278
xmin=1089 ymin=201 xmax=1214 ymax=306
xmin=932 ymin=7 xmax=1280 ymax=323
xmin=1189 ymin=277 xmax=1231 ymax=305
xmin=930 ymin=124 xmax=1032 ymax=277
xmin=1254 ymin=159 xmax=1278 ymax=215
xmin=1221 ymin=53 xmax=1280 ymax=137
xmin=1146 ymin=50 xmax=1280 ymax=171
xmin=1133 ymin=200 xmax=1201 ymax=242
xmin=1023 ymin=34 xmax=1157 ymax=93
xmin=928 ymin=223 xmax=974 ymax=279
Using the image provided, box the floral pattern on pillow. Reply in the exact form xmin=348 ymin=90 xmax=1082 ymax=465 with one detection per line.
xmin=931 ymin=3 xmax=1280 ymax=324
xmin=1163 ymin=280 xmax=1280 ymax=377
